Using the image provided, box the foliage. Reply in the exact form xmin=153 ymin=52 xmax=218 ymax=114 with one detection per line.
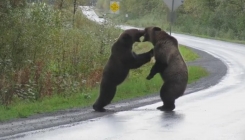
xmin=0 ymin=0 xmax=208 ymax=120
xmin=96 ymin=0 xmax=245 ymax=40
xmin=0 ymin=0 xmax=120 ymax=107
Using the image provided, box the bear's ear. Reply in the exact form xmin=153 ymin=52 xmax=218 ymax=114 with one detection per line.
xmin=138 ymin=29 xmax=145 ymax=36
xmin=152 ymin=27 xmax=161 ymax=32
xmin=121 ymin=33 xmax=133 ymax=43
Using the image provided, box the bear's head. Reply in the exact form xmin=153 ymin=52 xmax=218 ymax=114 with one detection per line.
xmin=120 ymin=29 xmax=144 ymax=45
xmin=143 ymin=26 xmax=162 ymax=46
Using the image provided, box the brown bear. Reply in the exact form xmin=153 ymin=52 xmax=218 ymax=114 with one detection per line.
xmin=93 ymin=29 xmax=153 ymax=112
xmin=143 ymin=26 xmax=188 ymax=111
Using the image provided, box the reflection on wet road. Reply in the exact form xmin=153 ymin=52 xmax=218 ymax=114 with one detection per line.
xmin=16 ymin=85 xmax=245 ymax=140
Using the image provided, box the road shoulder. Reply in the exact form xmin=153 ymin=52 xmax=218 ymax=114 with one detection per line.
xmin=0 ymin=47 xmax=227 ymax=140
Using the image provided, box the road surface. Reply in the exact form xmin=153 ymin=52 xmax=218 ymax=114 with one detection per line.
xmin=8 ymin=31 xmax=245 ymax=140
xmin=2 ymin=6 xmax=245 ymax=140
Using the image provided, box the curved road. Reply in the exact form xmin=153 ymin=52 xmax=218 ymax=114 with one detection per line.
xmin=2 ymin=6 xmax=245 ymax=140
xmin=11 ymin=32 xmax=245 ymax=140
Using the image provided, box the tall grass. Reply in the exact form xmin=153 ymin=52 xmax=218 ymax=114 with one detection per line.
xmin=0 ymin=2 xmax=121 ymax=107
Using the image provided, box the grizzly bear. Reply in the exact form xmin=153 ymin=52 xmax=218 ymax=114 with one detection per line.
xmin=143 ymin=26 xmax=188 ymax=111
xmin=93 ymin=29 xmax=153 ymax=112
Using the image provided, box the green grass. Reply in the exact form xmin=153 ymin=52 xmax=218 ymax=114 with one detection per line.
xmin=0 ymin=64 xmax=207 ymax=121
xmin=187 ymin=66 xmax=209 ymax=84
xmin=0 ymin=43 xmax=208 ymax=122
xmin=179 ymin=45 xmax=199 ymax=61
xmin=112 ymin=13 xmax=245 ymax=45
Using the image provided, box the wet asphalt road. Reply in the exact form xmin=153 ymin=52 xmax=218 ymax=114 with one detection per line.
xmin=8 ymin=32 xmax=245 ymax=140
xmin=1 ymin=6 xmax=245 ymax=140
xmin=14 ymin=91 xmax=245 ymax=140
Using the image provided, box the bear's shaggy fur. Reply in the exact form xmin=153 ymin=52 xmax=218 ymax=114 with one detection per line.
xmin=93 ymin=29 xmax=153 ymax=112
xmin=143 ymin=26 xmax=188 ymax=111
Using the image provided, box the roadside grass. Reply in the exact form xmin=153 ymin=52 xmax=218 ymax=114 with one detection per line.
xmin=95 ymin=8 xmax=245 ymax=44
xmin=0 ymin=43 xmax=208 ymax=122
xmin=111 ymin=14 xmax=245 ymax=45
xmin=179 ymin=45 xmax=199 ymax=61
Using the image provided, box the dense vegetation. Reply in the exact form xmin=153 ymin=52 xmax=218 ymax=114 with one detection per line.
xmin=96 ymin=0 xmax=245 ymax=41
xmin=0 ymin=0 xmax=120 ymax=107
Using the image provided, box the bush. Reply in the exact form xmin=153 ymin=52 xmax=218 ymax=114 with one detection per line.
xmin=99 ymin=0 xmax=245 ymax=42
xmin=0 ymin=1 xmax=121 ymax=106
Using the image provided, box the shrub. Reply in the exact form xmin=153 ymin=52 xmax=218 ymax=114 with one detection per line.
xmin=0 ymin=1 xmax=121 ymax=106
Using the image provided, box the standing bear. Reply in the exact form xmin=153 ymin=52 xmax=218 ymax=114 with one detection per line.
xmin=93 ymin=29 xmax=153 ymax=112
xmin=143 ymin=26 xmax=188 ymax=111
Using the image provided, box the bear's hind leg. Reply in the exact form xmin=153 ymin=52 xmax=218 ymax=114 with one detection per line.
xmin=157 ymin=100 xmax=175 ymax=111
xmin=93 ymin=104 xmax=106 ymax=112
xmin=93 ymin=84 xmax=117 ymax=112
xmin=157 ymin=83 xmax=176 ymax=111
